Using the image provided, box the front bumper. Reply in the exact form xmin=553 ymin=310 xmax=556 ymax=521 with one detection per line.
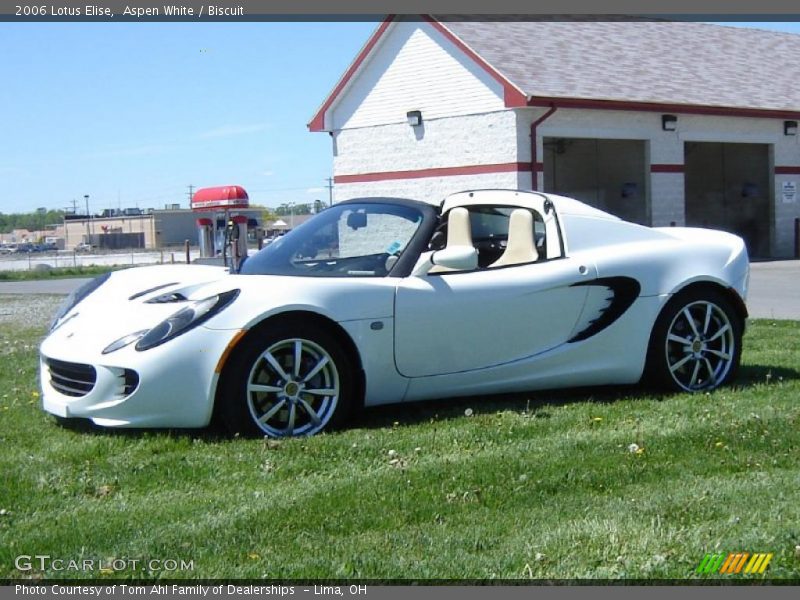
xmin=40 ymin=325 xmax=241 ymax=428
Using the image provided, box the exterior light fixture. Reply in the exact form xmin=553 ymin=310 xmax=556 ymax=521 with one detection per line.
xmin=662 ymin=114 xmax=678 ymax=131
xmin=406 ymin=110 xmax=423 ymax=127
xmin=784 ymin=120 xmax=798 ymax=136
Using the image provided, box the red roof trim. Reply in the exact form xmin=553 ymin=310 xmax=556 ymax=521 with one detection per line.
xmin=651 ymin=164 xmax=685 ymax=173
xmin=334 ymin=162 xmax=531 ymax=184
xmin=528 ymin=96 xmax=800 ymax=120
xmin=775 ymin=166 xmax=800 ymax=175
xmin=422 ymin=16 xmax=528 ymax=108
xmin=309 ymin=15 xmax=528 ymax=132
xmin=191 ymin=185 xmax=250 ymax=212
xmin=308 ymin=16 xmax=397 ymax=132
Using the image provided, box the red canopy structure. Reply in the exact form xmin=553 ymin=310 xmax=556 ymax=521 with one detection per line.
xmin=191 ymin=185 xmax=250 ymax=211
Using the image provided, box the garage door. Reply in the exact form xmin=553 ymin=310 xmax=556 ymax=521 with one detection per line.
xmin=685 ymin=142 xmax=771 ymax=257
xmin=543 ymin=138 xmax=648 ymax=225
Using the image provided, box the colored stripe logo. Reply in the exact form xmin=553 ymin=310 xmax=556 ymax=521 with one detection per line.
xmin=696 ymin=552 xmax=773 ymax=575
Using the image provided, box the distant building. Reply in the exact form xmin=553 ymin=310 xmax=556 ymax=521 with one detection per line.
xmin=264 ymin=214 xmax=314 ymax=237
xmin=311 ymin=16 xmax=800 ymax=257
xmin=63 ymin=208 xmax=263 ymax=250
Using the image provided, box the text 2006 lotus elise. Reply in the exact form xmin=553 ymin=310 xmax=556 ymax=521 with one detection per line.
xmin=40 ymin=190 xmax=749 ymax=437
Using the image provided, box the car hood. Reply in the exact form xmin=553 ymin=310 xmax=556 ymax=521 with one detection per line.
xmin=45 ymin=265 xmax=230 ymax=349
xmin=46 ymin=263 xmax=396 ymax=350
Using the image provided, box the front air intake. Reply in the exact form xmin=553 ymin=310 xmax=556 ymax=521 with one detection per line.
xmin=47 ymin=359 xmax=97 ymax=397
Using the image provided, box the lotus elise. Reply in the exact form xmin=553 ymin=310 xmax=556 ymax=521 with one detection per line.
xmin=40 ymin=190 xmax=749 ymax=437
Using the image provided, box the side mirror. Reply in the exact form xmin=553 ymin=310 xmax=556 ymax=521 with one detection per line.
xmin=346 ymin=211 xmax=367 ymax=230
xmin=412 ymin=245 xmax=478 ymax=276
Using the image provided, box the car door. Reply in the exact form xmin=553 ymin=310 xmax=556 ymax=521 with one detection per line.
xmin=394 ymin=256 xmax=596 ymax=377
xmin=395 ymin=197 xmax=598 ymax=378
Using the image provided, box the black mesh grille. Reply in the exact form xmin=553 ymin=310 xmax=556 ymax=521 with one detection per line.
xmin=121 ymin=369 xmax=139 ymax=396
xmin=47 ymin=359 xmax=97 ymax=397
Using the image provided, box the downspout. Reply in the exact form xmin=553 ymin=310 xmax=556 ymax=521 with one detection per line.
xmin=530 ymin=104 xmax=558 ymax=191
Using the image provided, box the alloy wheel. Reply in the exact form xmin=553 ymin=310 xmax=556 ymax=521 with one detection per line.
xmin=246 ymin=338 xmax=340 ymax=436
xmin=664 ymin=300 xmax=736 ymax=391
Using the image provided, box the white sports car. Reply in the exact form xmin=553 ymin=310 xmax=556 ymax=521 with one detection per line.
xmin=40 ymin=190 xmax=749 ymax=437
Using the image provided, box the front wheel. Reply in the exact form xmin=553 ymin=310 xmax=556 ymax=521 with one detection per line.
xmin=645 ymin=289 xmax=743 ymax=392
xmin=219 ymin=323 xmax=354 ymax=437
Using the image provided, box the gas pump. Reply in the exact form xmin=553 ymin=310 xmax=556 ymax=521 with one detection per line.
xmin=196 ymin=217 xmax=214 ymax=258
xmin=191 ymin=185 xmax=251 ymax=271
xmin=224 ymin=215 xmax=249 ymax=273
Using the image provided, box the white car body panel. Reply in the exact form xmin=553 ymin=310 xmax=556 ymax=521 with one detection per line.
xmin=395 ymin=256 xmax=596 ymax=376
xmin=39 ymin=190 xmax=749 ymax=431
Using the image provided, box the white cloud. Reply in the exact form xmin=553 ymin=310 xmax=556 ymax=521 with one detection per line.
xmin=305 ymin=187 xmax=324 ymax=194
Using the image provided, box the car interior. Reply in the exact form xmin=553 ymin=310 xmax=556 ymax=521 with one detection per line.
xmin=429 ymin=205 xmax=547 ymax=272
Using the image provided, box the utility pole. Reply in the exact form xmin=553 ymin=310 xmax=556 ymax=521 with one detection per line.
xmin=187 ymin=184 xmax=195 ymax=208
xmin=84 ymin=194 xmax=91 ymax=242
xmin=326 ymin=177 xmax=334 ymax=207
xmin=64 ymin=203 xmax=75 ymax=247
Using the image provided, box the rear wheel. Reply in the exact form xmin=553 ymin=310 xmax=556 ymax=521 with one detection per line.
xmin=219 ymin=322 xmax=354 ymax=437
xmin=645 ymin=288 xmax=743 ymax=392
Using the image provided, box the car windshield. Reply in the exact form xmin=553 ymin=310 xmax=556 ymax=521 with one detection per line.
xmin=240 ymin=202 xmax=426 ymax=277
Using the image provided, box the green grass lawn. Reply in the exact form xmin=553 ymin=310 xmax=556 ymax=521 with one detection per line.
xmin=1 ymin=319 xmax=798 ymax=581
xmin=0 ymin=265 xmax=123 ymax=282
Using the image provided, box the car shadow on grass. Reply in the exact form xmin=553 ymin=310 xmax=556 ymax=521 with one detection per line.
xmin=737 ymin=363 xmax=800 ymax=386
xmin=50 ymin=363 xmax=800 ymax=439
xmin=51 ymin=415 xmax=228 ymax=441
xmin=352 ymin=363 xmax=800 ymax=432
xmin=351 ymin=385 xmax=653 ymax=432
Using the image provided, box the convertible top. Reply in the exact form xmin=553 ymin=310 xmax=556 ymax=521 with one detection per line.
xmin=340 ymin=190 xmax=621 ymax=221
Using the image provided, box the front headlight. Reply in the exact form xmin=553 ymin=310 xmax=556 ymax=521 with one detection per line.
xmin=50 ymin=272 xmax=112 ymax=331
xmin=133 ymin=289 xmax=239 ymax=351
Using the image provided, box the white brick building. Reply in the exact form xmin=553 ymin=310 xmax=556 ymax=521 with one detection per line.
xmin=310 ymin=16 xmax=800 ymax=258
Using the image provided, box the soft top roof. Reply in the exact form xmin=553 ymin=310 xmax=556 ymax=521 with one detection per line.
xmin=442 ymin=189 xmax=620 ymax=220
xmin=337 ymin=190 xmax=620 ymax=221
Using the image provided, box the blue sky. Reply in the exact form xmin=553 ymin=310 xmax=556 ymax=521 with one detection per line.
xmin=1 ymin=20 xmax=799 ymax=214
xmin=0 ymin=21 xmax=376 ymax=214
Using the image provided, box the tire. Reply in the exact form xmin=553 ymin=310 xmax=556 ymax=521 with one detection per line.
xmin=645 ymin=288 xmax=743 ymax=392
xmin=218 ymin=321 xmax=355 ymax=437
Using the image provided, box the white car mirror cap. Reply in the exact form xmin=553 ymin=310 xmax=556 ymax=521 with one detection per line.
xmin=431 ymin=246 xmax=478 ymax=271
xmin=411 ymin=251 xmax=435 ymax=276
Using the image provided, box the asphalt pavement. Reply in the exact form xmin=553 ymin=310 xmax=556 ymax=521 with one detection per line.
xmin=0 ymin=261 xmax=797 ymax=319
xmin=0 ymin=278 xmax=91 ymax=295
xmin=747 ymin=260 xmax=800 ymax=320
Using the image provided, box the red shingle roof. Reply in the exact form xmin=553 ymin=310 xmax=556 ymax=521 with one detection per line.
xmin=439 ymin=17 xmax=800 ymax=112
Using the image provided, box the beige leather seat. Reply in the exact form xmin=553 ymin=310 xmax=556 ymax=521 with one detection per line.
xmin=429 ymin=207 xmax=473 ymax=273
xmin=489 ymin=209 xmax=539 ymax=268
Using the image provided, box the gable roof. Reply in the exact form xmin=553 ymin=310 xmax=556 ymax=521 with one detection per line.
xmin=441 ymin=16 xmax=800 ymax=113
xmin=309 ymin=16 xmax=800 ymax=131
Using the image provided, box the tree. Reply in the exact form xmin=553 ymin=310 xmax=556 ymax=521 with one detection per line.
xmin=0 ymin=209 xmax=65 ymax=234
xmin=274 ymin=203 xmax=311 ymax=216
